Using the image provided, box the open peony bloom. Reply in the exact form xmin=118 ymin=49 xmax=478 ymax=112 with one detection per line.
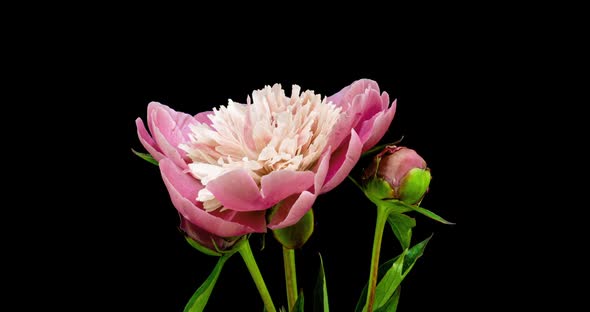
xmin=136 ymin=79 xmax=396 ymax=238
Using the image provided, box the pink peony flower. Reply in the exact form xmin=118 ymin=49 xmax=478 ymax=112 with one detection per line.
xmin=136 ymin=79 xmax=396 ymax=238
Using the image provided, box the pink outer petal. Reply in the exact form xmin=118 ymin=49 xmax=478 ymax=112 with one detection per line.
xmin=321 ymin=129 xmax=363 ymax=194
xmin=135 ymin=118 xmax=164 ymax=161
xmin=327 ymin=79 xmax=382 ymax=150
xmin=148 ymin=102 xmax=198 ymax=169
xmin=206 ymin=169 xmax=265 ymax=211
xmin=260 ymin=170 xmax=315 ymax=205
xmin=313 ymin=147 xmax=332 ymax=193
xmin=328 ymin=79 xmax=380 ymax=110
xmin=206 ymin=169 xmax=315 ymax=212
xmin=194 ymin=111 xmax=213 ymax=126
xmin=159 ymin=159 xmax=264 ymax=237
xmin=361 ymin=99 xmax=397 ymax=151
xmin=355 ymin=88 xmax=386 ymax=130
xmin=267 ymin=191 xmax=316 ymax=229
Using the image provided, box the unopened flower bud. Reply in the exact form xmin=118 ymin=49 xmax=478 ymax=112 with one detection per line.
xmin=180 ymin=217 xmax=240 ymax=255
xmin=363 ymin=146 xmax=431 ymax=205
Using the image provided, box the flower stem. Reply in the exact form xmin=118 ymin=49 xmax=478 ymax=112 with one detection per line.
xmin=365 ymin=204 xmax=389 ymax=312
xmin=283 ymin=247 xmax=298 ymax=311
xmin=238 ymin=240 xmax=277 ymax=312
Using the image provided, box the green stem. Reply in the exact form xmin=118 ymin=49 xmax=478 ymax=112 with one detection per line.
xmin=238 ymin=240 xmax=277 ymax=312
xmin=283 ymin=247 xmax=298 ymax=311
xmin=365 ymin=205 xmax=389 ymax=312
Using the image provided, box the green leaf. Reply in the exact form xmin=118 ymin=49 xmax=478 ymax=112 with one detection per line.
xmin=387 ymin=213 xmax=416 ymax=250
xmin=402 ymin=234 xmax=432 ymax=274
xmin=131 ymin=148 xmax=159 ymax=166
xmin=371 ymin=249 xmax=406 ymax=310
xmin=292 ymin=291 xmax=305 ymax=312
xmin=184 ymin=254 xmax=231 ymax=312
xmin=313 ymin=254 xmax=329 ymax=312
xmin=355 ymin=235 xmax=433 ymax=312
xmin=354 ymin=254 xmax=401 ymax=312
xmin=273 ymin=209 xmax=314 ymax=249
xmin=376 ymin=200 xmax=412 ymax=214
xmin=394 ymin=200 xmax=454 ymax=225
xmin=374 ymin=287 xmax=401 ymax=312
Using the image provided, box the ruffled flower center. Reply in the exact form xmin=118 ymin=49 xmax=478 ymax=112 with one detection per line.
xmin=180 ymin=84 xmax=342 ymax=211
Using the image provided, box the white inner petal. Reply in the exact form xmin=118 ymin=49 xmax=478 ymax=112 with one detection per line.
xmin=180 ymin=84 xmax=342 ymax=211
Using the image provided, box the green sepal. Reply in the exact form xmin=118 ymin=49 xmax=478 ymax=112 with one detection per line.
xmin=365 ymin=178 xmax=394 ymax=201
xmin=131 ymin=148 xmax=159 ymax=166
xmin=185 ymin=235 xmax=248 ymax=257
xmin=398 ymin=168 xmax=431 ymax=204
xmin=273 ymin=209 xmax=314 ymax=249
xmin=185 ymin=236 xmax=222 ymax=257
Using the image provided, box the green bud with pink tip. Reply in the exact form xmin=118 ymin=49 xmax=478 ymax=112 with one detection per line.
xmin=363 ymin=146 xmax=431 ymax=205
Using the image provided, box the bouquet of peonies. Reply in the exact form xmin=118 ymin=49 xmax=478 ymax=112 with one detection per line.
xmin=133 ymin=79 xmax=452 ymax=311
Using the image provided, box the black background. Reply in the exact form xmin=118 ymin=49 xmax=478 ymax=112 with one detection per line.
xmin=55 ymin=25 xmax=489 ymax=311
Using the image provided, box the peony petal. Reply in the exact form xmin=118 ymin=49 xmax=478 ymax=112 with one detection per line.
xmin=327 ymin=79 xmax=381 ymax=150
xmin=159 ymin=159 xmax=262 ymax=237
xmin=313 ymin=148 xmax=331 ymax=194
xmin=135 ymin=118 xmax=164 ymax=161
xmin=194 ymin=111 xmax=213 ymax=126
xmin=355 ymin=88 xmax=385 ymax=129
xmin=206 ymin=169 xmax=266 ymax=212
xmin=260 ymin=170 xmax=315 ymax=206
xmin=207 ymin=169 xmax=315 ymax=213
xmin=362 ymin=99 xmax=397 ymax=151
xmin=321 ymin=130 xmax=363 ymax=193
xmin=148 ymin=102 xmax=198 ymax=169
xmin=328 ymin=79 xmax=380 ymax=111
xmin=267 ymin=191 xmax=316 ymax=229
xmin=152 ymin=125 xmax=189 ymax=169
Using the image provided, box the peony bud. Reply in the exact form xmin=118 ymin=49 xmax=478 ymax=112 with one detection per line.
xmin=363 ymin=146 xmax=431 ymax=205
xmin=180 ymin=216 xmax=241 ymax=256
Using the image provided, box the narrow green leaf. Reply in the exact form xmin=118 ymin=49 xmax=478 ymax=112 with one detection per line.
xmin=313 ymin=254 xmax=329 ymax=312
xmin=131 ymin=148 xmax=159 ymax=166
xmin=374 ymin=287 xmax=401 ymax=312
xmin=387 ymin=213 xmax=416 ymax=250
xmin=354 ymin=254 xmax=402 ymax=312
xmin=355 ymin=235 xmax=433 ymax=312
xmin=402 ymin=234 xmax=432 ymax=274
xmin=292 ymin=291 xmax=305 ymax=312
xmin=371 ymin=249 xmax=406 ymax=310
xmin=395 ymin=200 xmax=454 ymax=224
xmin=184 ymin=254 xmax=231 ymax=312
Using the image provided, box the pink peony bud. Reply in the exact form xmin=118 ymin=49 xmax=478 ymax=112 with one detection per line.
xmin=363 ymin=146 xmax=431 ymax=205
xmin=180 ymin=217 xmax=241 ymax=255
